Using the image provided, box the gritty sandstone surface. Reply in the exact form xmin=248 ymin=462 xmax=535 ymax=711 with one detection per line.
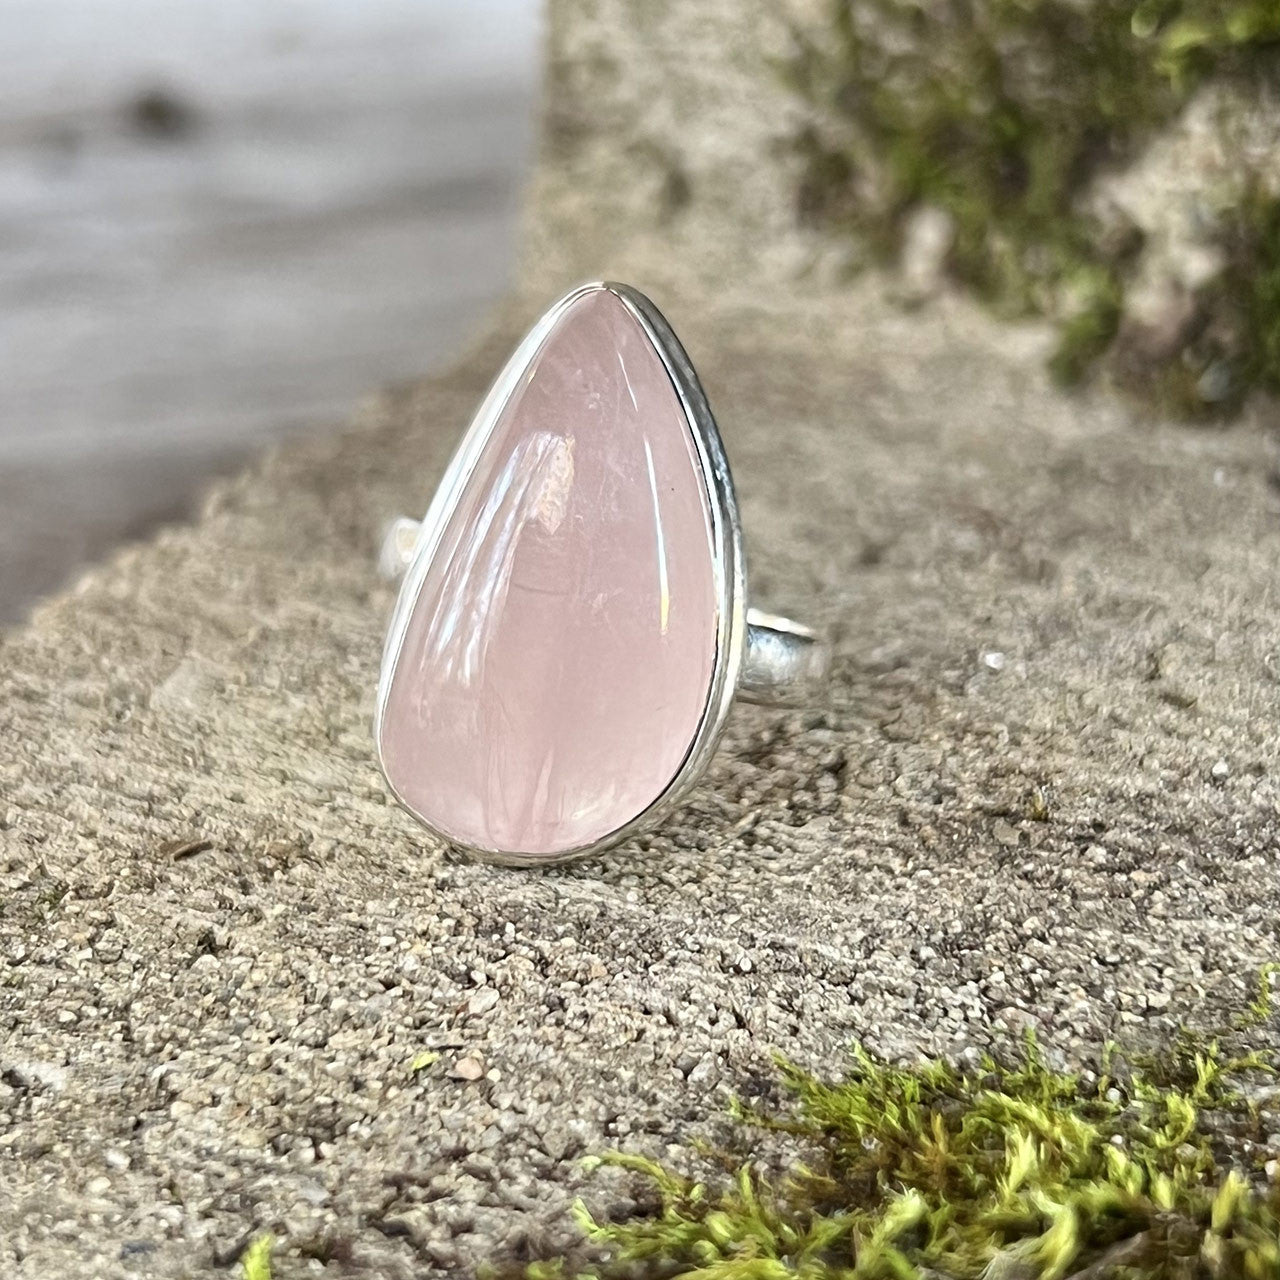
xmin=4 ymin=1 xmax=1280 ymax=1276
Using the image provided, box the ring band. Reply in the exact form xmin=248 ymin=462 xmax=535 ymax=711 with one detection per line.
xmin=374 ymin=281 xmax=829 ymax=866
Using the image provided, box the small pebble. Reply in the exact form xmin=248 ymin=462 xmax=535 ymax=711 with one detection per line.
xmin=466 ymin=988 xmax=500 ymax=1016
xmin=993 ymin=820 xmax=1019 ymax=847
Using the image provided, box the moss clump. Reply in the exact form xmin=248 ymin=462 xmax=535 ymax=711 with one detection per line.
xmin=513 ymin=1006 xmax=1280 ymax=1277
xmin=786 ymin=0 xmax=1280 ymax=417
xmin=240 ymin=1234 xmax=274 ymax=1280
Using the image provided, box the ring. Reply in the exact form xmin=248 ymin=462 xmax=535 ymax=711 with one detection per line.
xmin=374 ymin=281 xmax=830 ymax=866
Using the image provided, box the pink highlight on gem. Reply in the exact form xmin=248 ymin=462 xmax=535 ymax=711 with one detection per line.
xmin=378 ymin=289 xmax=719 ymax=858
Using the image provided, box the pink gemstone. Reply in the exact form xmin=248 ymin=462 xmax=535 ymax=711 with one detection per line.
xmin=378 ymin=288 xmax=720 ymax=859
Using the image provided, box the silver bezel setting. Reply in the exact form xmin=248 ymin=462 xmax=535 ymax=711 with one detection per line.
xmin=373 ymin=281 xmax=747 ymax=867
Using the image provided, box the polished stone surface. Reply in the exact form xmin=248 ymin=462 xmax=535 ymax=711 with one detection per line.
xmin=379 ymin=288 xmax=718 ymax=857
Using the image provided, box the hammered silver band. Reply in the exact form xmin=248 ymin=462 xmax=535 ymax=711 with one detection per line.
xmin=739 ymin=610 xmax=829 ymax=706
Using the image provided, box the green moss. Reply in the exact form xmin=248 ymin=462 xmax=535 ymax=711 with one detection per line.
xmin=1049 ymin=268 xmax=1125 ymax=388
xmin=1215 ymin=181 xmax=1280 ymax=403
xmin=786 ymin=0 xmax=1280 ymax=417
xmin=1239 ymin=964 xmax=1279 ymax=1030
xmin=240 ymin=1234 xmax=274 ymax=1280
xmin=510 ymin=1012 xmax=1280 ymax=1278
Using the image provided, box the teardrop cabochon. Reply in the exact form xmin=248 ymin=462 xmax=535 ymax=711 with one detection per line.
xmin=375 ymin=282 xmax=746 ymax=864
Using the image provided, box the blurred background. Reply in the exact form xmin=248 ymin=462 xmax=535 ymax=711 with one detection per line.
xmin=0 ymin=0 xmax=540 ymax=625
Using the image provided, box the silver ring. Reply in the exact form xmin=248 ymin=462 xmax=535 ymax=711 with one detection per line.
xmin=375 ymin=281 xmax=829 ymax=866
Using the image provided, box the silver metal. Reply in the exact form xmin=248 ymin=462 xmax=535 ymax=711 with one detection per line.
xmin=740 ymin=610 xmax=830 ymax=706
xmin=374 ymin=281 xmax=829 ymax=866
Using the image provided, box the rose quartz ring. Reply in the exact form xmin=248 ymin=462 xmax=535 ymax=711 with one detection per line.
xmin=375 ymin=282 xmax=828 ymax=865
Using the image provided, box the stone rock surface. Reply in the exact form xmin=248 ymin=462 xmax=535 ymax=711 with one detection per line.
xmin=379 ymin=287 xmax=718 ymax=860
xmin=3 ymin=2 xmax=1280 ymax=1278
